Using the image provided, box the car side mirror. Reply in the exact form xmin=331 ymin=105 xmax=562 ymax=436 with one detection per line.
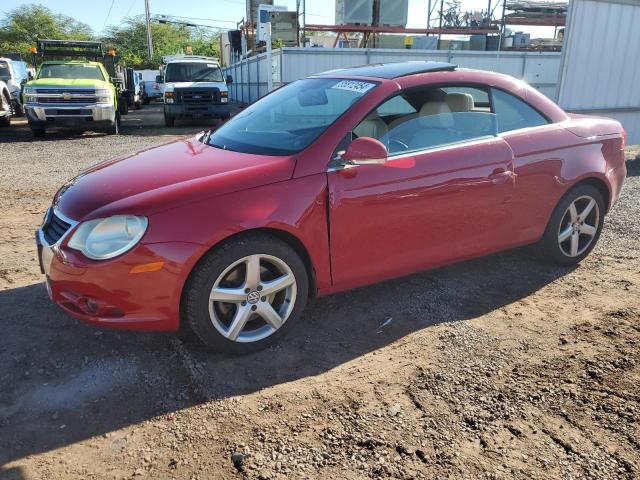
xmin=156 ymin=75 xmax=164 ymax=84
xmin=342 ymin=137 xmax=388 ymax=166
xmin=27 ymin=72 xmax=34 ymax=81
xmin=226 ymin=75 xmax=233 ymax=84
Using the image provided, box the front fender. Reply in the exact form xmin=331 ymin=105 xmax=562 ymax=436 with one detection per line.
xmin=143 ymin=174 xmax=332 ymax=291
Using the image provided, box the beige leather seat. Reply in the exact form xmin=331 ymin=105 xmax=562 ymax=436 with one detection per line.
xmin=445 ymin=92 xmax=474 ymax=112
xmin=388 ymin=98 xmax=453 ymax=132
xmin=353 ymin=113 xmax=389 ymax=140
xmin=417 ymin=100 xmax=454 ymax=128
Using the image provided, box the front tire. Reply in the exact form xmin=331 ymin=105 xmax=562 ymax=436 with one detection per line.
xmin=0 ymin=93 xmax=11 ymax=126
xmin=107 ymin=112 xmax=120 ymax=135
xmin=539 ymin=184 xmax=605 ymax=266
xmin=183 ymin=233 xmax=309 ymax=354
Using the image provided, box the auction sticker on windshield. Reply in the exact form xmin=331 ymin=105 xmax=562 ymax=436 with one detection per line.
xmin=331 ymin=80 xmax=376 ymax=94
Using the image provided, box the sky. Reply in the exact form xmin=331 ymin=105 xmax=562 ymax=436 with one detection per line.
xmin=1 ymin=0 xmax=554 ymax=37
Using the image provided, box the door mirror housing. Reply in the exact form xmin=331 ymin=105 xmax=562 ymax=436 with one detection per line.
xmin=342 ymin=137 xmax=388 ymax=166
xmin=156 ymin=75 xmax=164 ymax=84
xmin=226 ymin=74 xmax=233 ymax=84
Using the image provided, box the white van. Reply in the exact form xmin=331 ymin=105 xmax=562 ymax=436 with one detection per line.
xmin=160 ymin=55 xmax=231 ymax=127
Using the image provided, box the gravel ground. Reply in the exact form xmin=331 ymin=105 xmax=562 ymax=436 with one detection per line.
xmin=0 ymin=108 xmax=639 ymax=480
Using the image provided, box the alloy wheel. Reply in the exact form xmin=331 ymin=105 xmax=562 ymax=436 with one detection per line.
xmin=557 ymin=195 xmax=600 ymax=257
xmin=208 ymin=254 xmax=297 ymax=343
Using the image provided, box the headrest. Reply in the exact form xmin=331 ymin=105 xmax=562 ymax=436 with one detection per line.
xmin=445 ymin=92 xmax=474 ymax=112
xmin=354 ymin=114 xmax=388 ymax=139
xmin=420 ymin=100 xmax=451 ymax=116
xmin=419 ymin=100 xmax=453 ymax=128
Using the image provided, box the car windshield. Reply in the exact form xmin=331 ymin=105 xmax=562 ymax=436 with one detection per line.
xmin=206 ymin=78 xmax=378 ymax=155
xmin=0 ymin=62 xmax=10 ymax=82
xmin=165 ymin=62 xmax=223 ymax=82
xmin=38 ymin=64 xmax=105 ymax=80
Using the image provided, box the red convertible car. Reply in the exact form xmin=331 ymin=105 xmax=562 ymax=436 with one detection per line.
xmin=37 ymin=62 xmax=627 ymax=353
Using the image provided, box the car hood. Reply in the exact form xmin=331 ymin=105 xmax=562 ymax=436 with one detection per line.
xmin=166 ymin=81 xmax=226 ymax=90
xmin=28 ymin=78 xmax=110 ymax=88
xmin=54 ymin=136 xmax=297 ymax=221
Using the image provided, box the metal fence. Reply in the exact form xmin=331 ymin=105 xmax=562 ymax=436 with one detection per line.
xmin=224 ymin=47 xmax=562 ymax=104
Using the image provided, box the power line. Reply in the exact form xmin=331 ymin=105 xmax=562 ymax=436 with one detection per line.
xmin=157 ymin=14 xmax=238 ymax=24
xmin=102 ymin=0 xmax=117 ymax=31
xmin=125 ymin=0 xmax=137 ymax=17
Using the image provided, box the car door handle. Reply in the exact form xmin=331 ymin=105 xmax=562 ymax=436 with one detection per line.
xmin=488 ymin=169 xmax=515 ymax=185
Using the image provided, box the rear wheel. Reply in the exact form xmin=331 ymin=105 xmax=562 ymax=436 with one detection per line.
xmin=538 ymin=184 xmax=605 ymax=265
xmin=183 ymin=233 xmax=309 ymax=354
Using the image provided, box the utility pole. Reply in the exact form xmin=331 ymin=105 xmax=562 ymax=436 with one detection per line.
xmin=144 ymin=0 xmax=154 ymax=60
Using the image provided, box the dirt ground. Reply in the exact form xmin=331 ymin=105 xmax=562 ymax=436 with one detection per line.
xmin=0 ymin=106 xmax=639 ymax=480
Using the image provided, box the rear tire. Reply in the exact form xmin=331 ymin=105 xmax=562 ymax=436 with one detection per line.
xmin=183 ymin=233 xmax=309 ymax=354
xmin=538 ymin=184 xmax=605 ymax=266
xmin=31 ymin=127 xmax=45 ymax=137
xmin=143 ymin=97 xmax=150 ymax=105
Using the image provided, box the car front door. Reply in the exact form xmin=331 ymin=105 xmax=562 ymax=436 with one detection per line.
xmin=327 ymin=86 xmax=516 ymax=288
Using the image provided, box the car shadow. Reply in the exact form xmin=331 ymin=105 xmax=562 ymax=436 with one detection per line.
xmin=0 ymin=247 xmax=576 ymax=468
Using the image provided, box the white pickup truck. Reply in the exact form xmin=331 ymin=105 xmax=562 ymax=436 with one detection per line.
xmin=160 ymin=55 xmax=231 ymax=127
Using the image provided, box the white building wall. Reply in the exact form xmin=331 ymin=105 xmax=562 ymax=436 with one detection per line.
xmin=557 ymin=0 xmax=640 ymax=143
xmin=224 ymin=48 xmax=562 ymax=105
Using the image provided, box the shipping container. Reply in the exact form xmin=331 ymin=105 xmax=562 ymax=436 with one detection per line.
xmin=378 ymin=0 xmax=409 ymax=27
xmin=335 ymin=0 xmax=374 ymax=24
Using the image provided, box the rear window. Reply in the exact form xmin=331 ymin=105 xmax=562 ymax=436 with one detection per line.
xmin=492 ymin=88 xmax=548 ymax=133
xmin=0 ymin=62 xmax=10 ymax=82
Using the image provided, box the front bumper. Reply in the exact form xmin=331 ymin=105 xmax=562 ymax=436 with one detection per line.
xmin=36 ymin=211 xmax=201 ymax=331
xmin=164 ymin=103 xmax=230 ymax=119
xmin=25 ymin=103 xmax=116 ymax=128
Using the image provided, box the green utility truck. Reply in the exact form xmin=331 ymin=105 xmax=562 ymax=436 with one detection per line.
xmin=23 ymin=39 xmax=131 ymax=137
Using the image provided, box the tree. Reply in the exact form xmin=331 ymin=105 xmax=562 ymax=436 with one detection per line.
xmin=103 ymin=17 xmax=219 ymax=69
xmin=0 ymin=4 xmax=93 ymax=57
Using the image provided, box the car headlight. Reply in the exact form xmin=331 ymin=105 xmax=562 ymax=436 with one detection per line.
xmin=24 ymin=86 xmax=37 ymax=103
xmin=95 ymin=88 xmax=112 ymax=104
xmin=68 ymin=215 xmax=148 ymax=260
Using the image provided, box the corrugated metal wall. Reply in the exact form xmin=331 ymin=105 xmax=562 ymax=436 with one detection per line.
xmin=557 ymin=0 xmax=640 ymax=143
xmin=224 ymin=48 xmax=561 ymax=103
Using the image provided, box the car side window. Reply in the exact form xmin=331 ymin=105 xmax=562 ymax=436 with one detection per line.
xmin=353 ymin=85 xmax=498 ymax=155
xmin=491 ymin=88 xmax=548 ymax=133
